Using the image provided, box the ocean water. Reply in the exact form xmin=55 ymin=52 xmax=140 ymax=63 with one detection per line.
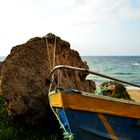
xmin=0 ymin=56 xmax=6 ymax=61
xmin=82 ymin=56 xmax=140 ymax=88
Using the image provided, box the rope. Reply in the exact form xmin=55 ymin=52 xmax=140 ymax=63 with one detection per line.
xmin=46 ymin=35 xmax=57 ymax=91
xmin=51 ymin=35 xmax=57 ymax=90
xmin=46 ymin=37 xmax=52 ymax=72
xmin=45 ymin=35 xmax=74 ymax=140
xmin=46 ymin=35 xmax=57 ymax=72
xmin=53 ymin=35 xmax=57 ymax=68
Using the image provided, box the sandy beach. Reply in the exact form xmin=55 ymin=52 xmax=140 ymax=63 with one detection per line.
xmin=127 ymin=89 xmax=140 ymax=102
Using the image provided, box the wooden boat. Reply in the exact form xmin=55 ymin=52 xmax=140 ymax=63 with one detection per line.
xmin=48 ymin=65 xmax=140 ymax=140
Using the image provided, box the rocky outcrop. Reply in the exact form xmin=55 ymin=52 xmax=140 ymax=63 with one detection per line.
xmin=0 ymin=61 xmax=2 ymax=74
xmin=1 ymin=33 xmax=96 ymax=124
xmin=0 ymin=61 xmax=2 ymax=94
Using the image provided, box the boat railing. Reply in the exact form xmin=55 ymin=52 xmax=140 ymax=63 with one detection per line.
xmin=49 ymin=65 xmax=140 ymax=88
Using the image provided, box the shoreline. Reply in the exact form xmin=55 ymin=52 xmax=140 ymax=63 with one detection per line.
xmin=126 ymin=86 xmax=140 ymax=90
xmin=127 ymin=89 xmax=140 ymax=102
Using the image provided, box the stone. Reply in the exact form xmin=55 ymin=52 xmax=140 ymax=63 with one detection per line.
xmin=0 ymin=61 xmax=2 ymax=74
xmin=0 ymin=61 xmax=3 ymax=95
xmin=1 ymin=33 xmax=96 ymax=124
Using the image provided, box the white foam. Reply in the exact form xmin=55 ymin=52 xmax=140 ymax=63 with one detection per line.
xmin=126 ymin=86 xmax=140 ymax=90
xmin=132 ymin=62 xmax=140 ymax=66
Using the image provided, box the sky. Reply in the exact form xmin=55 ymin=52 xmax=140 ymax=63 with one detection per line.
xmin=0 ymin=0 xmax=140 ymax=56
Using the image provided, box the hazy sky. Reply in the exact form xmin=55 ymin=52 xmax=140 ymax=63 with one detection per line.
xmin=0 ymin=0 xmax=140 ymax=56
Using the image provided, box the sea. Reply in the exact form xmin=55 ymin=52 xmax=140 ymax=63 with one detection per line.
xmin=0 ymin=56 xmax=140 ymax=89
xmin=82 ymin=56 xmax=140 ymax=89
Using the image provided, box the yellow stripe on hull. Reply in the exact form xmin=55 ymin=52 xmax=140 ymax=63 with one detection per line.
xmin=49 ymin=93 xmax=140 ymax=119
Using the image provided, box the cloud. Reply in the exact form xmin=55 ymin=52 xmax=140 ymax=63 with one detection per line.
xmin=0 ymin=0 xmax=140 ymax=55
xmin=64 ymin=0 xmax=140 ymax=26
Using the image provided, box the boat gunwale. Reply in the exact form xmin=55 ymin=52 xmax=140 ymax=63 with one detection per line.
xmin=49 ymin=91 xmax=140 ymax=119
xmin=49 ymin=65 xmax=140 ymax=88
xmin=81 ymin=91 xmax=140 ymax=106
xmin=49 ymin=90 xmax=140 ymax=106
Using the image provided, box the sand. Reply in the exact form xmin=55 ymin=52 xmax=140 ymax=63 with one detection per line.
xmin=127 ymin=89 xmax=140 ymax=102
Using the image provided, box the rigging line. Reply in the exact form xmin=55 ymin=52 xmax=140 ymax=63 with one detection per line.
xmin=53 ymin=35 xmax=57 ymax=68
xmin=46 ymin=37 xmax=52 ymax=72
xmin=51 ymin=35 xmax=57 ymax=84
xmin=51 ymin=35 xmax=57 ymax=90
xmin=47 ymin=36 xmax=74 ymax=139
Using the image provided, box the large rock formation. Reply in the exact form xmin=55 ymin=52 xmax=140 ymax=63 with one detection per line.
xmin=1 ymin=33 xmax=96 ymax=124
xmin=0 ymin=61 xmax=2 ymax=74
xmin=0 ymin=61 xmax=2 ymax=94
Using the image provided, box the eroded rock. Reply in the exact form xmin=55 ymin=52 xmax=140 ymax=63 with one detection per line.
xmin=1 ymin=33 xmax=96 ymax=124
xmin=0 ymin=61 xmax=2 ymax=95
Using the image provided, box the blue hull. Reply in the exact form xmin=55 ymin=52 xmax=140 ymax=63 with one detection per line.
xmin=58 ymin=109 xmax=140 ymax=140
xmin=48 ymin=65 xmax=140 ymax=139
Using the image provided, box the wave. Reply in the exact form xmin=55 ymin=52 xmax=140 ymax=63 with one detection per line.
xmin=132 ymin=62 xmax=140 ymax=66
xmin=126 ymin=86 xmax=140 ymax=90
xmin=0 ymin=56 xmax=6 ymax=61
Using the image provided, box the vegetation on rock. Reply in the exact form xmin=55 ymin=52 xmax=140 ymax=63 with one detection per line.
xmin=96 ymin=81 xmax=133 ymax=100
